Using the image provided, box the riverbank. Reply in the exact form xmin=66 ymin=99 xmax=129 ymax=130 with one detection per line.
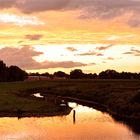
xmin=0 ymin=79 xmax=140 ymax=119
xmin=0 ymin=81 xmax=72 ymax=117
xmin=24 ymin=79 xmax=140 ymax=120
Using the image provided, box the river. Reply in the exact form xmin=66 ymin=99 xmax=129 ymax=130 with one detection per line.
xmin=0 ymin=96 xmax=140 ymax=140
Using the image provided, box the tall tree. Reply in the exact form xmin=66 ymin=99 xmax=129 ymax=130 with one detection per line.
xmin=0 ymin=60 xmax=8 ymax=82
xmin=8 ymin=66 xmax=28 ymax=81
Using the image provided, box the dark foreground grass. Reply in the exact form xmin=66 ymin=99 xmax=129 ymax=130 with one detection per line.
xmin=0 ymin=81 xmax=72 ymax=117
xmin=0 ymin=79 xmax=140 ymax=119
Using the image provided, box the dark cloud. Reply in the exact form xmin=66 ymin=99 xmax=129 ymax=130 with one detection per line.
xmin=0 ymin=0 xmax=69 ymax=11
xmin=0 ymin=0 xmax=15 ymax=9
xmin=1 ymin=0 xmax=140 ymax=27
xmin=96 ymin=44 xmax=114 ymax=51
xmin=75 ymin=0 xmax=140 ymax=25
xmin=0 ymin=46 xmax=87 ymax=70
xmin=123 ymin=48 xmax=140 ymax=56
xmin=96 ymin=53 xmax=104 ymax=56
xmin=74 ymin=44 xmax=114 ymax=56
xmin=25 ymin=34 xmax=43 ymax=40
xmin=41 ymin=61 xmax=87 ymax=68
xmin=66 ymin=47 xmax=78 ymax=52
xmin=75 ymin=50 xmax=104 ymax=56
xmin=127 ymin=16 xmax=140 ymax=27
xmin=75 ymin=50 xmax=97 ymax=56
xmin=17 ymin=0 xmax=70 ymax=13
xmin=123 ymin=52 xmax=133 ymax=55
xmin=131 ymin=48 xmax=140 ymax=53
xmin=0 ymin=46 xmax=42 ymax=69
xmin=1 ymin=0 xmax=140 ymax=17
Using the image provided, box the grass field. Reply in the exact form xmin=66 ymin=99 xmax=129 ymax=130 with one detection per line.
xmin=0 ymin=79 xmax=140 ymax=119
xmin=0 ymin=80 xmax=72 ymax=117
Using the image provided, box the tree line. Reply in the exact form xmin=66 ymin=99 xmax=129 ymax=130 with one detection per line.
xmin=30 ymin=69 xmax=140 ymax=79
xmin=0 ymin=60 xmax=28 ymax=82
xmin=1 ymin=60 xmax=140 ymax=81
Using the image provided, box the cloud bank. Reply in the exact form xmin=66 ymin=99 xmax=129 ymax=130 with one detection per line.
xmin=1 ymin=0 xmax=140 ymax=27
xmin=0 ymin=46 xmax=87 ymax=70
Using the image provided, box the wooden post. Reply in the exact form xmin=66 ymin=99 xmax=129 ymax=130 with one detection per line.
xmin=73 ymin=110 xmax=76 ymax=124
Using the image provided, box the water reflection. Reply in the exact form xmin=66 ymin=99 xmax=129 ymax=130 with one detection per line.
xmin=112 ymin=114 xmax=140 ymax=135
xmin=0 ymin=94 xmax=140 ymax=140
xmin=33 ymin=93 xmax=140 ymax=137
xmin=0 ymin=103 xmax=139 ymax=140
xmin=33 ymin=93 xmax=44 ymax=98
xmin=69 ymin=102 xmax=78 ymax=108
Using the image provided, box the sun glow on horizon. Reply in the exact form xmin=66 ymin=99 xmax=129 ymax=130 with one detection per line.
xmin=0 ymin=0 xmax=140 ymax=73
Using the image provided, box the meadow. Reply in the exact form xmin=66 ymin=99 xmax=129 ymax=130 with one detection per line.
xmin=0 ymin=79 xmax=140 ymax=119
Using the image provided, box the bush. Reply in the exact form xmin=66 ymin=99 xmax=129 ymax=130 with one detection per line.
xmin=131 ymin=92 xmax=140 ymax=104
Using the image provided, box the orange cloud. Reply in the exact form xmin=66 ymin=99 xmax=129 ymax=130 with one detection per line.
xmin=25 ymin=34 xmax=43 ymax=40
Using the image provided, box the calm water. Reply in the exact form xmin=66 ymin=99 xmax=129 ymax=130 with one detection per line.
xmin=0 ymin=102 xmax=140 ymax=140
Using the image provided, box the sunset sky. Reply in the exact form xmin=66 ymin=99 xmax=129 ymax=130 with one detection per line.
xmin=0 ymin=0 xmax=140 ymax=74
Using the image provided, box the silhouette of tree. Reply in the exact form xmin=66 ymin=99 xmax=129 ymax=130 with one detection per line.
xmin=120 ymin=72 xmax=134 ymax=79
xmin=8 ymin=66 xmax=28 ymax=81
xmin=70 ymin=69 xmax=84 ymax=79
xmin=41 ymin=72 xmax=54 ymax=79
xmin=84 ymin=73 xmax=98 ymax=79
xmin=99 ymin=69 xmax=119 ymax=79
xmin=137 ymin=73 xmax=140 ymax=79
xmin=0 ymin=60 xmax=8 ymax=82
xmin=0 ymin=61 xmax=28 ymax=82
xmin=1 ymin=60 xmax=140 ymax=81
xmin=41 ymin=72 xmax=50 ymax=77
xmin=29 ymin=72 xmax=40 ymax=76
xmin=54 ymin=71 xmax=69 ymax=78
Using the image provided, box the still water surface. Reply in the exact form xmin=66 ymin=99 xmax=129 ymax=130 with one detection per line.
xmin=0 ymin=102 xmax=140 ymax=140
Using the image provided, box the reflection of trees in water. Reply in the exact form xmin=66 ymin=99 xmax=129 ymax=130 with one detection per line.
xmin=112 ymin=114 xmax=140 ymax=135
